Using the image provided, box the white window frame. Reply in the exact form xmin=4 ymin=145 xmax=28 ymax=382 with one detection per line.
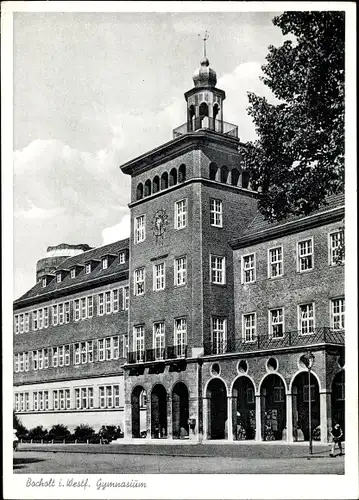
xmin=268 ymin=246 xmax=283 ymax=278
xmin=174 ymin=317 xmax=187 ymax=357
xmin=134 ymin=215 xmax=146 ymax=244
xmin=24 ymin=313 xmax=30 ymax=332
xmin=15 ymin=315 xmax=19 ymax=334
xmin=98 ymin=293 xmax=104 ymax=316
xmin=74 ymin=343 xmax=81 ymax=365
xmin=105 ymin=291 xmax=112 ymax=314
xmin=122 ymin=334 xmax=129 ymax=358
xmin=268 ymin=308 xmax=285 ymax=339
xmin=329 ymin=230 xmax=344 ymax=265
xmin=43 ymin=308 xmax=49 ymax=328
xmin=87 ymin=296 xmax=93 ymax=318
xmin=134 ymin=268 xmax=145 ymax=296
xmin=85 ymin=263 xmax=91 ymax=274
xmin=273 ymin=386 xmax=285 ymax=403
xmin=153 ymin=322 xmax=165 ymax=360
xmin=102 ymin=257 xmax=108 ymax=270
xmin=56 ymin=273 xmax=62 ymax=283
xmin=298 ymin=302 xmax=315 ymax=335
xmin=303 ymin=385 xmax=316 ymax=402
xmin=133 ymin=325 xmax=145 ymax=362
xmin=241 ymin=253 xmax=256 ymax=284
xmin=153 ymin=262 xmax=166 ymax=291
xmin=119 ymin=251 xmax=126 ymax=264
xmin=42 ymin=277 xmax=47 ymax=288
xmin=210 ymin=198 xmax=223 ymax=228
xmin=32 ymin=310 xmax=38 ymax=330
xmin=113 ymin=289 xmax=119 ymax=313
xmin=242 ymin=312 xmax=257 ymax=343
xmin=123 ymin=286 xmax=129 ymax=310
xmin=174 ymin=199 xmax=187 ymax=230
xmin=174 ymin=256 xmax=187 ymax=287
xmin=330 ymin=298 xmax=345 ymax=330
xmin=210 ymin=255 xmax=226 ymax=285
xmin=70 ymin=268 xmax=76 ymax=279
xmin=98 ymin=339 xmax=105 ymax=361
xmin=211 ymin=316 xmax=227 ymax=354
xmin=297 ymin=238 xmax=314 ymax=272
xmin=74 ymin=299 xmax=80 ymax=321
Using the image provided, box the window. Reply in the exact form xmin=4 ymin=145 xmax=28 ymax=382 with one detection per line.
xmin=64 ymin=302 xmax=70 ymax=323
xmin=58 ymin=303 xmax=64 ymax=324
xmin=85 ymin=263 xmax=91 ymax=274
xmin=119 ymin=251 xmax=126 ymax=264
xmin=43 ymin=308 xmax=49 ymax=328
xmin=74 ymin=343 xmax=81 ymax=365
xmin=246 ymin=387 xmax=254 ymax=404
xmin=98 ymin=294 xmax=104 ymax=316
xmin=273 ymin=386 xmax=285 ymax=403
xmin=24 ymin=352 xmax=30 ymax=371
xmin=52 ymin=344 xmax=70 ymax=367
xmin=81 ymin=297 xmax=87 ymax=319
xmin=99 ymin=385 xmax=121 ymax=408
xmin=15 ymin=315 xmax=19 ymax=334
xmin=210 ymin=199 xmax=223 ymax=227
xmin=297 ymin=239 xmax=314 ymax=272
xmin=105 ymin=338 xmax=111 ymax=360
xmin=269 ymin=308 xmax=284 ymax=339
xmin=24 ymin=313 xmax=30 ymax=332
xmin=105 ymin=291 xmax=112 ymax=314
xmin=174 ymin=318 xmax=187 ymax=357
xmin=113 ymin=289 xmax=119 ymax=312
xmin=53 ymin=304 xmax=59 ymax=326
xmin=102 ymin=257 xmax=108 ymax=270
xmin=154 ymin=263 xmax=165 ymax=291
xmin=19 ymin=314 xmax=24 ymax=333
xmin=42 ymin=277 xmax=47 ymax=288
xmin=97 ymin=337 xmax=119 ymax=361
xmin=174 ymin=256 xmax=187 ymax=286
xmin=134 ymin=268 xmax=145 ymax=296
xmin=75 ymin=387 xmax=94 ymax=410
xmin=113 ymin=337 xmax=119 ymax=359
xmin=175 ymin=199 xmax=187 ymax=230
xmin=212 ymin=317 xmax=227 ymax=354
xmin=33 ymin=392 xmax=39 ymax=411
xmin=242 ymin=254 xmax=255 ymax=283
xmin=32 ymin=351 xmax=39 ymax=370
xmin=303 ymin=385 xmax=316 ymax=402
xmin=210 ymin=255 xmax=225 ymax=284
xmin=32 ymin=310 xmax=38 ymax=330
xmin=153 ymin=322 xmax=165 ymax=360
xmin=64 ymin=345 xmax=70 ymax=365
xmin=74 ymin=299 xmax=80 ymax=321
xmin=134 ymin=215 xmax=146 ymax=244
xmin=268 ymin=247 xmax=283 ymax=278
xmin=329 ymin=231 xmax=344 ymax=265
xmin=298 ymin=303 xmax=315 ymax=334
xmin=56 ymin=273 xmax=62 ymax=283
xmin=123 ymin=286 xmax=129 ymax=310
xmin=70 ymin=268 xmax=76 ymax=279
xmin=331 ymin=298 xmax=345 ymax=330
xmin=242 ymin=313 xmax=256 ymax=342
xmin=122 ymin=334 xmax=129 ymax=358
xmin=52 ymin=347 xmax=59 ymax=367
xmin=33 ymin=391 xmax=48 ymax=411
xmin=15 ymin=394 xmax=20 ymax=412
xmin=98 ymin=339 xmax=105 ymax=361
xmin=134 ymin=325 xmax=145 ymax=362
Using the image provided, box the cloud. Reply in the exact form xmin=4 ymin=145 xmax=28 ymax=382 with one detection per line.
xmin=102 ymin=213 xmax=131 ymax=245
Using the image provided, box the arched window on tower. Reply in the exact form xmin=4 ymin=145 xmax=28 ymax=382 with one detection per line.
xmin=188 ymin=105 xmax=196 ymax=132
xmin=178 ymin=164 xmax=186 ymax=183
xmin=136 ymin=183 xmax=143 ymax=201
xmin=220 ymin=166 xmax=229 ymax=184
xmin=213 ymin=103 xmax=220 ymax=132
xmin=231 ymin=168 xmax=240 ymax=187
xmin=241 ymin=171 xmax=250 ymax=189
xmin=169 ymin=168 xmax=177 ymax=187
xmin=161 ymin=172 xmax=168 ymax=190
xmin=199 ymin=102 xmax=209 ymax=129
xmin=209 ymin=162 xmax=218 ymax=181
xmin=144 ymin=179 xmax=152 ymax=197
xmin=153 ymin=176 xmax=160 ymax=194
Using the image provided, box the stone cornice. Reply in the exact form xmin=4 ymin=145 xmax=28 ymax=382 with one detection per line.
xmin=230 ymin=205 xmax=345 ymax=249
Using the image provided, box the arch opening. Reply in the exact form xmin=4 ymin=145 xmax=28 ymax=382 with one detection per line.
xmin=231 ymin=168 xmax=240 ymax=187
xmin=144 ymin=179 xmax=152 ymax=197
xmin=209 ymin=162 xmax=218 ymax=181
xmin=242 ymin=171 xmax=250 ymax=189
xmin=199 ymin=102 xmax=209 ymax=129
xmin=151 ymin=384 xmax=167 ymax=439
xmin=220 ymin=166 xmax=229 ymax=184
xmin=292 ymin=372 xmax=320 ymax=442
xmin=332 ymin=370 xmax=345 ymax=438
xmin=161 ymin=172 xmax=168 ymax=190
xmin=178 ymin=164 xmax=186 ymax=183
xmin=172 ymin=382 xmax=189 ymax=439
xmin=136 ymin=183 xmax=143 ymax=201
xmin=131 ymin=386 xmax=147 ymax=438
xmin=206 ymin=378 xmax=227 ymax=440
xmin=188 ymin=105 xmax=196 ymax=132
xmin=232 ymin=377 xmax=256 ymax=440
xmin=260 ymin=374 xmax=286 ymax=441
xmin=153 ymin=176 xmax=160 ymax=194
xmin=169 ymin=168 xmax=177 ymax=187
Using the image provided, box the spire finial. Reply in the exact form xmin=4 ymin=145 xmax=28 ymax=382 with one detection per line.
xmin=198 ymin=30 xmax=209 ymax=58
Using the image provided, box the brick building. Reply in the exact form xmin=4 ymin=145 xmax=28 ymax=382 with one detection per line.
xmin=13 ymin=56 xmax=345 ymax=443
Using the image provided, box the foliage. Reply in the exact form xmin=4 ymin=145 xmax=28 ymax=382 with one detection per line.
xmin=241 ymin=11 xmax=344 ymax=220
xmin=98 ymin=425 xmax=123 ymax=442
xmin=73 ymin=424 xmax=95 ymax=441
xmin=28 ymin=425 xmax=48 ymax=440
xmin=13 ymin=411 xmax=28 ymax=438
xmin=48 ymin=424 xmax=71 ymax=440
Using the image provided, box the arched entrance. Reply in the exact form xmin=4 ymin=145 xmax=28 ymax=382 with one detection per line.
xmin=206 ymin=379 xmax=227 ymax=440
xmin=292 ymin=372 xmax=320 ymax=441
xmin=151 ymin=384 xmax=167 ymax=439
xmin=131 ymin=386 xmax=146 ymax=438
xmin=172 ymin=382 xmax=189 ymax=439
xmin=232 ymin=377 xmax=256 ymax=440
xmin=332 ymin=370 xmax=345 ymax=437
xmin=260 ymin=374 xmax=286 ymax=441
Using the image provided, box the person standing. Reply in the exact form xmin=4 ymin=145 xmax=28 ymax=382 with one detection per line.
xmin=329 ymin=423 xmax=343 ymax=457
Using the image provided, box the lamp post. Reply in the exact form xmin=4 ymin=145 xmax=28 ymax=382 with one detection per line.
xmin=300 ymin=352 xmax=315 ymax=455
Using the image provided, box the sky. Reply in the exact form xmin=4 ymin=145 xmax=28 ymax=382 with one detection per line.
xmin=13 ymin=10 xmax=287 ymax=299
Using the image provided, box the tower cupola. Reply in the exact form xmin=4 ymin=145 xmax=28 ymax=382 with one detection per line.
xmin=192 ymin=57 xmax=217 ymax=88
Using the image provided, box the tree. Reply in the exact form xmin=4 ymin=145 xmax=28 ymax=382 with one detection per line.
xmin=48 ymin=424 xmax=71 ymax=440
xmin=28 ymin=426 xmax=48 ymax=440
xmin=98 ymin=425 xmax=122 ymax=442
xmin=241 ymin=11 xmax=344 ymax=221
xmin=13 ymin=411 xmax=28 ymax=438
xmin=73 ymin=424 xmax=95 ymax=441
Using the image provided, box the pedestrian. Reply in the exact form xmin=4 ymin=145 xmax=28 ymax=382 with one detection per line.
xmin=329 ymin=423 xmax=343 ymax=457
xmin=13 ymin=428 xmax=19 ymax=451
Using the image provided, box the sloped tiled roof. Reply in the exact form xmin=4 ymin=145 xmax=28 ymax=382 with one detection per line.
xmin=15 ymin=238 xmax=129 ymax=305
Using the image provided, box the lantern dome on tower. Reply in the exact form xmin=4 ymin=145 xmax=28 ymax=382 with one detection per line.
xmin=192 ymin=57 xmax=217 ymax=88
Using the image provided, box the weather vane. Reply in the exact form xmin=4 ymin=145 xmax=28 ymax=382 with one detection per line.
xmin=198 ymin=30 xmax=209 ymax=58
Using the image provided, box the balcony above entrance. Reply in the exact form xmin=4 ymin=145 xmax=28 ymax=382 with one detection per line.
xmin=173 ymin=118 xmax=238 ymax=139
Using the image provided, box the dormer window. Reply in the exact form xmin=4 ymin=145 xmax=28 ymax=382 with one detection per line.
xmin=85 ymin=263 xmax=91 ymax=274
xmin=70 ymin=268 xmax=76 ymax=279
xmin=42 ymin=277 xmax=47 ymax=288
xmin=119 ymin=251 xmax=126 ymax=264
xmin=102 ymin=257 xmax=108 ymax=270
xmin=56 ymin=273 xmax=62 ymax=283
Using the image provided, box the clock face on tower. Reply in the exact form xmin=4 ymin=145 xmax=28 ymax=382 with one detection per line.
xmin=152 ymin=209 xmax=169 ymax=242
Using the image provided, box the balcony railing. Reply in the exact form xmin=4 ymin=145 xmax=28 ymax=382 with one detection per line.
xmin=127 ymin=345 xmax=188 ymax=364
xmin=203 ymin=328 xmax=344 ymax=356
xmin=173 ymin=118 xmax=238 ymax=139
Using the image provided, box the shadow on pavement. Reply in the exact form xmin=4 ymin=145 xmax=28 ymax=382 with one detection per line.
xmin=13 ymin=456 xmax=46 ymax=470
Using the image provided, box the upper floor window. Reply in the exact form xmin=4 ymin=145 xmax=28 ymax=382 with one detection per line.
xmin=268 ymin=247 xmax=283 ymax=278
xmin=134 ymin=215 xmax=146 ymax=244
xmin=153 ymin=263 xmax=165 ymax=291
xmin=70 ymin=268 xmax=76 ymax=279
xmin=123 ymin=286 xmax=129 ymax=310
xmin=134 ymin=268 xmax=145 ymax=296
xmin=119 ymin=251 xmax=126 ymax=264
xmin=102 ymin=257 xmax=108 ymax=270
xmin=85 ymin=263 xmax=91 ymax=274
xmin=331 ymin=298 xmax=345 ymax=330
xmin=56 ymin=273 xmax=62 ymax=283
xmin=298 ymin=303 xmax=315 ymax=334
xmin=153 ymin=322 xmax=165 ymax=360
xmin=133 ymin=325 xmax=145 ymax=362
xmin=212 ymin=316 xmax=227 ymax=354
xmin=242 ymin=313 xmax=256 ymax=343
xmin=269 ymin=308 xmax=284 ymax=339
xmin=242 ymin=253 xmax=256 ymax=284
xmin=273 ymin=386 xmax=285 ymax=403
xmin=297 ymin=238 xmax=313 ymax=272
xmin=174 ymin=199 xmax=187 ymax=230
xmin=174 ymin=318 xmax=187 ymax=357
xmin=75 ymin=387 xmax=94 ymax=410
xmin=174 ymin=256 xmax=187 ymax=286
xmin=42 ymin=277 xmax=47 ymax=288
xmin=122 ymin=334 xmax=129 ymax=358
xmin=99 ymin=385 xmax=121 ymax=409
xmin=329 ymin=231 xmax=344 ymax=265
xmin=210 ymin=255 xmax=226 ymax=284
xmin=210 ymin=199 xmax=223 ymax=227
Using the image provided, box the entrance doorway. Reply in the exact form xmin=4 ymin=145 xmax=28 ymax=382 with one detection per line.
xmin=151 ymin=384 xmax=167 ymax=439
xmin=292 ymin=372 xmax=320 ymax=441
xmin=172 ymin=382 xmax=189 ymax=439
xmin=232 ymin=377 xmax=256 ymax=440
xmin=131 ymin=386 xmax=146 ymax=438
xmin=260 ymin=374 xmax=286 ymax=441
xmin=206 ymin=379 xmax=227 ymax=440
xmin=332 ymin=370 xmax=345 ymax=437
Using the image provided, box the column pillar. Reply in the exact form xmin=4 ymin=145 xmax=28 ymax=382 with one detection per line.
xmin=320 ymin=391 xmax=332 ymax=443
xmin=227 ymin=396 xmax=234 ymax=441
xmin=167 ymin=395 xmax=172 ymax=440
xmin=147 ymin=398 xmax=152 ymax=439
xmin=286 ymin=393 xmax=293 ymax=442
xmin=124 ymin=402 xmax=132 ymax=439
xmin=203 ymin=397 xmax=209 ymax=440
xmin=255 ymin=395 xmax=262 ymax=441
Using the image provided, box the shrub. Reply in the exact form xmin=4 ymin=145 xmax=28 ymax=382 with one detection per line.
xmin=48 ymin=424 xmax=71 ymax=441
xmin=98 ymin=425 xmax=123 ymax=443
xmin=73 ymin=424 xmax=95 ymax=441
xmin=28 ymin=426 xmax=48 ymax=440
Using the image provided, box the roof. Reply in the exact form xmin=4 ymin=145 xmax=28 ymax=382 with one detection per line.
xmin=14 ymin=238 xmax=129 ymax=306
xmin=231 ymin=193 xmax=345 ymax=249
